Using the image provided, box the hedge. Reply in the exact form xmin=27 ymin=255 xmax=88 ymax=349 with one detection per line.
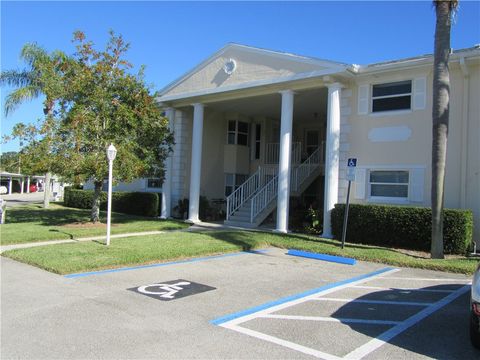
xmin=331 ymin=203 xmax=473 ymax=255
xmin=64 ymin=188 xmax=159 ymax=217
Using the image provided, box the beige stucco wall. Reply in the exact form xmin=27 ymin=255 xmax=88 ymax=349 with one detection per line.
xmin=345 ymin=62 xmax=480 ymax=243
xmin=164 ymin=47 xmax=327 ymax=97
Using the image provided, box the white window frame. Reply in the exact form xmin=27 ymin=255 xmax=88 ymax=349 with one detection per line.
xmin=227 ymin=120 xmax=249 ymax=146
xmin=367 ymin=169 xmax=410 ymax=204
xmin=224 ymin=173 xmax=248 ymax=197
xmin=371 ymin=80 xmax=412 ymax=114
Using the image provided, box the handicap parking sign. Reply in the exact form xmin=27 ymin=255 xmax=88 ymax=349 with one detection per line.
xmin=129 ymin=279 xmax=216 ymax=301
xmin=347 ymin=158 xmax=357 ymax=167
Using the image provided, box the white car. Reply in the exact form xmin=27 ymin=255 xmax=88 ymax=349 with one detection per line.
xmin=471 ymin=261 xmax=480 ymax=348
xmin=0 ymin=186 xmax=8 ymax=194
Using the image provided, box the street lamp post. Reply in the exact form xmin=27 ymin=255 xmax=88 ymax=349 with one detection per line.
xmin=106 ymin=144 xmax=117 ymax=246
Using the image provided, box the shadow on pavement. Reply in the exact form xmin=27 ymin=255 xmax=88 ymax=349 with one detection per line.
xmin=331 ymin=284 xmax=480 ymax=359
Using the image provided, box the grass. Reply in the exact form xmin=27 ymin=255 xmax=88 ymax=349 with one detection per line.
xmin=0 ymin=203 xmax=189 ymax=245
xmin=2 ymin=230 xmax=478 ymax=275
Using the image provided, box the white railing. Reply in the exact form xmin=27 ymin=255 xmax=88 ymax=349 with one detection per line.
xmin=249 ymin=146 xmax=322 ymax=224
xmin=250 ymin=175 xmax=278 ymax=223
xmin=291 ymin=146 xmax=322 ymax=192
xmin=228 ymin=144 xmax=324 ymax=224
xmin=226 ymin=167 xmax=266 ymax=220
xmin=265 ymin=142 xmax=302 ymax=164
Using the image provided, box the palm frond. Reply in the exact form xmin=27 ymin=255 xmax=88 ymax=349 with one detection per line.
xmin=4 ymin=85 xmax=42 ymax=116
xmin=0 ymin=69 xmax=33 ymax=88
xmin=20 ymin=43 xmax=48 ymax=67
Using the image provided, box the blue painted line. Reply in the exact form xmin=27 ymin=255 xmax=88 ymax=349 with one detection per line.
xmin=287 ymin=249 xmax=356 ymax=265
xmin=210 ymin=267 xmax=394 ymax=325
xmin=64 ymin=249 xmax=269 ymax=279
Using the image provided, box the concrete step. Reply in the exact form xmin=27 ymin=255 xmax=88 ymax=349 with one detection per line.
xmin=223 ymin=220 xmax=257 ymax=228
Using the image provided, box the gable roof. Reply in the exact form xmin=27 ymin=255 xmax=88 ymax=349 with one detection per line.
xmin=157 ymin=43 xmax=351 ymax=100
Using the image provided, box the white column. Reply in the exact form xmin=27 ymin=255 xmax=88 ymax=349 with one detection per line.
xmin=8 ymin=177 xmax=12 ymax=194
xmin=20 ymin=178 xmax=24 ymax=194
xmin=322 ymin=83 xmax=342 ymax=238
xmin=161 ymin=108 xmax=175 ymax=219
xmin=276 ymin=90 xmax=294 ymax=233
xmin=187 ymin=103 xmax=204 ymax=223
xmin=26 ymin=177 xmax=30 ymax=193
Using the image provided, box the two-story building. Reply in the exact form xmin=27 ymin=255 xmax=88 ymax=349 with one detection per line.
xmin=109 ymin=44 xmax=480 ymax=244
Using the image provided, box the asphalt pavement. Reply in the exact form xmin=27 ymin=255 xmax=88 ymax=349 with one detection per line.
xmin=1 ymin=247 xmax=478 ymax=359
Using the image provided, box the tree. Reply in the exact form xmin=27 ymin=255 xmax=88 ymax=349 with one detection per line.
xmin=431 ymin=0 xmax=458 ymax=259
xmin=0 ymin=44 xmax=68 ymax=207
xmin=59 ymin=31 xmax=173 ymax=222
xmin=0 ymin=152 xmax=20 ymax=173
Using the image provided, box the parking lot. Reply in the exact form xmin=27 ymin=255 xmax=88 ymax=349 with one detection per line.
xmin=1 ymin=247 xmax=478 ymax=359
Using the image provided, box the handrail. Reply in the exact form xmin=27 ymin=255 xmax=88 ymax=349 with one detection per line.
xmin=228 ymin=145 xmax=323 ymax=224
xmin=226 ymin=167 xmax=265 ymax=220
xmin=250 ymin=174 xmax=278 ymax=223
xmin=291 ymin=147 xmax=322 ymax=192
xmin=265 ymin=142 xmax=302 ymax=164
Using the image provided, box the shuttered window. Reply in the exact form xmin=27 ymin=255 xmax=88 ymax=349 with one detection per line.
xmin=369 ymin=170 xmax=409 ymax=199
xmin=372 ymin=81 xmax=412 ymax=113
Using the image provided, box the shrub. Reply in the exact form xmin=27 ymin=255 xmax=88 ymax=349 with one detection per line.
xmin=331 ymin=203 xmax=473 ymax=255
xmin=173 ymin=196 xmax=214 ymax=221
xmin=63 ymin=188 xmax=159 ymax=217
xmin=289 ymin=198 xmax=323 ymax=235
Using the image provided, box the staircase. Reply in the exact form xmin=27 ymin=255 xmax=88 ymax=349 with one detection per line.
xmin=224 ymin=147 xmax=323 ymax=228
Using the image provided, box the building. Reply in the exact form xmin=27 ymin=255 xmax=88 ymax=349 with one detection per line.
xmin=116 ymin=44 xmax=480 ymax=243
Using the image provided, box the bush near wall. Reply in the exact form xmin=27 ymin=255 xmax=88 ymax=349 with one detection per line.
xmin=331 ymin=204 xmax=473 ymax=255
xmin=64 ymin=188 xmax=159 ymax=217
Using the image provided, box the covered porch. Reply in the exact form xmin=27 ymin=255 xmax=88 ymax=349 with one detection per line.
xmin=160 ymin=82 xmax=344 ymax=236
xmin=157 ymin=43 xmax=351 ymax=236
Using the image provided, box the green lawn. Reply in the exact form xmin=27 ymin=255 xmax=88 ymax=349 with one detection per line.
xmin=0 ymin=203 xmax=189 ymax=245
xmin=3 ymin=230 xmax=478 ymax=275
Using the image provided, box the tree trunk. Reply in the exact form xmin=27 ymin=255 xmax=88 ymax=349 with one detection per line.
xmin=43 ymin=172 xmax=51 ymax=208
xmin=431 ymin=1 xmax=452 ymax=259
xmin=91 ymin=181 xmax=103 ymax=223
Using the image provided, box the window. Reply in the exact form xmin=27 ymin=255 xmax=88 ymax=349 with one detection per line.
xmin=254 ymin=124 xmax=261 ymax=159
xmin=147 ymin=178 xmax=162 ymax=188
xmin=372 ymin=81 xmax=412 ymax=113
xmin=227 ymin=120 xmax=249 ymax=146
xmin=369 ymin=170 xmax=409 ymax=199
xmin=224 ymin=173 xmax=248 ymax=196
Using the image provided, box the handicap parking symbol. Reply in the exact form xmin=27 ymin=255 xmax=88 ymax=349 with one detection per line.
xmin=129 ymin=279 xmax=216 ymax=301
xmin=347 ymin=158 xmax=357 ymax=167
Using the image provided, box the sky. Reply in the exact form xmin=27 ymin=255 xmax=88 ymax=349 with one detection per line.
xmin=1 ymin=0 xmax=479 ymax=154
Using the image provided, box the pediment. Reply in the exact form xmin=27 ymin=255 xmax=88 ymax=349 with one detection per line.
xmin=158 ymin=44 xmax=347 ymax=99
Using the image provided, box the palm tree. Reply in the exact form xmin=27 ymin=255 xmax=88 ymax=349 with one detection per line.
xmin=431 ymin=0 xmax=458 ymax=259
xmin=1 ymin=44 xmax=66 ymax=208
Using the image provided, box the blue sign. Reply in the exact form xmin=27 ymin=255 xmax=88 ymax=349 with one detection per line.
xmin=347 ymin=158 xmax=357 ymax=167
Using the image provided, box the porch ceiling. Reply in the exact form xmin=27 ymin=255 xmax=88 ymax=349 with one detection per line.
xmin=203 ymin=87 xmax=328 ymax=120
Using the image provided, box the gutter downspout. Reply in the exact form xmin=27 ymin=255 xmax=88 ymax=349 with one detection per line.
xmin=459 ymin=57 xmax=469 ymax=209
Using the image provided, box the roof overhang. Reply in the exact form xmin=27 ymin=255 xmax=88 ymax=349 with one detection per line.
xmin=157 ymin=67 xmax=352 ymax=106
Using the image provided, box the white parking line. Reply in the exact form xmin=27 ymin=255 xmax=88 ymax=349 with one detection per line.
xmin=218 ymin=269 xmax=400 ymax=327
xmin=213 ymin=268 xmax=470 ymax=359
xmin=261 ymin=314 xmax=401 ymax=325
xmin=378 ymin=276 xmax=471 ymax=282
xmin=351 ymin=285 xmax=454 ymax=293
xmin=313 ymin=298 xmax=433 ymax=306
xmin=344 ymin=284 xmax=470 ymax=360
xmin=222 ymin=323 xmax=343 ymax=360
